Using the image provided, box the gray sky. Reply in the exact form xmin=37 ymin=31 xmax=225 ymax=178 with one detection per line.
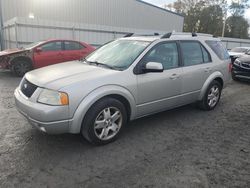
xmin=143 ymin=0 xmax=250 ymax=19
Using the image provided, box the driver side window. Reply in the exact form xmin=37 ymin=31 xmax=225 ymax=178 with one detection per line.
xmin=142 ymin=42 xmax=179 ymax=70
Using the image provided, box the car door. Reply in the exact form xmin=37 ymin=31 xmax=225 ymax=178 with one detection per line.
xmin=63 ymin=41 xmax=88 ymax=62
xmin=136 ymin=42 xmax=183 ymax=117
xmin=179 ymin=40 xmax=213 ymax=103
xmin=33 ymin=41 xmax=63 ymax=68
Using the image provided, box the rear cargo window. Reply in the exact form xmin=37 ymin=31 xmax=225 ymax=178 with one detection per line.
xmin=205 ymin=40 xmax=230 ymax=60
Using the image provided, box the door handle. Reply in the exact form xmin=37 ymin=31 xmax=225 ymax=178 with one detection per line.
xmin=170 ymin=73 xmax=179 ymax=80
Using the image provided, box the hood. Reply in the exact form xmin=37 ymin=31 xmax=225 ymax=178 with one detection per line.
xmin=228 ymin=51 xmax=244 ymax=57
xmin=0 ymin=48 xmax=28 ymax=56
xmin=25 ymin=61 xmax=117 ymax=90
xmin=237 ymin=55 xmax=250 ymax=63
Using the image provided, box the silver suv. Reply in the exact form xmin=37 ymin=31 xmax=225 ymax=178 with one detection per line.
xmin=14 ymin=32 xmax=231 ymax=145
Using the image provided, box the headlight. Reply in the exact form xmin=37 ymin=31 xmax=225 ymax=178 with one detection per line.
xmin=37 ymin=89 xmax=69 ymax=106
xmin=234 ymin=59 xmax=241 ymax=66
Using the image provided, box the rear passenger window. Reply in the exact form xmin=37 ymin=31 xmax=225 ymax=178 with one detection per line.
xmin=201 ymin=45 xmax=211 ymax=63
xmin=205 ymin=40 xmax=230 ymax=60
xmin=180 ymin=42 xmax=203 ymax=66
xmin=64 ymin=41 xmax=84 ymax=50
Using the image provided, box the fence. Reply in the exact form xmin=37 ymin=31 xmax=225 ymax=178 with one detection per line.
xmin=2 ymin=17 xmax=250 ymax=50
xmin=2 ymin=17 xmax=165 ymax=49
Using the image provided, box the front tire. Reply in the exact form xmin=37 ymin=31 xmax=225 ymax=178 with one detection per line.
xmin=81 ymin=97 xmax=127 ymax=145
xmin=198 ymin=80 xmax=222 ymax=111
xmin=12 ymin=60 xmax=32 ymax=77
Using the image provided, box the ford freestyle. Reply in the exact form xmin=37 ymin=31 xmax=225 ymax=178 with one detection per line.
xmin=14 ymin=32 xmax=231 ymax=145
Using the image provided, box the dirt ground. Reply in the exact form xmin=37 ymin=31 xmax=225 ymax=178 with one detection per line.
xmin=0 ymin=70 xmax=249 ymax=188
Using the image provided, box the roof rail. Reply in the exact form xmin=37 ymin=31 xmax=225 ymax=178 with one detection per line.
xmin=123 ymin=33 xmax=160 ymax=38
xmin=161 ymin=32 xmax=214 ymax=39
xmin=124 ymin=33 xmax=134 ymax=37
xmin=192 ymin=32 xmax=197 ymax=37
xmin=161 ymin=32 xmax=172 ymax=39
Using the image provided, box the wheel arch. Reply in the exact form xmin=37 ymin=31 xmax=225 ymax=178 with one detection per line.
xmin=199 ymin=71 xmax=224 ymax=101
xmin=68 ymin=85 xmax=136 ymax=134
xmin=11 ymin=56 xmax=33 ymax=66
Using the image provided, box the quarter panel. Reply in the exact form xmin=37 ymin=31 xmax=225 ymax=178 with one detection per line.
xmin=199 ymin=71 xmax=224 ymax=100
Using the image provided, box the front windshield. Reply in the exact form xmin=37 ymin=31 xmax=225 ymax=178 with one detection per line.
xmin=231 ymin=47 xmax=249 ymax=53
xmin=85 ymin=40 xmax=150 ymax=70
xmin=23 ymin=41 xmax=45 ymax=49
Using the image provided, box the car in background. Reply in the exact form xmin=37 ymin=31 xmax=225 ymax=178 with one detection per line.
xmin=0 ymin=39 xmax=95 ymax=76
xmin=228 ymin=47 xmax=250 ymax=62
xmin=232 ymin=50 xmax=250 ymax=81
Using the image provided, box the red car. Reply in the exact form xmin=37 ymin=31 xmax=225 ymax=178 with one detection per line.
xmin=0 ymin=39 xmax=95 ymax=76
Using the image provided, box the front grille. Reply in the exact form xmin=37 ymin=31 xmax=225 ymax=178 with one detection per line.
xmin=20 ymin=78 xmax=38 ymax=98
xmin=241 ymin=62 xmax=250 ymax=70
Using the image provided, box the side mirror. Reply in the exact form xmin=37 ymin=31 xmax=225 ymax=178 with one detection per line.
xmin=143 ymin=62 xmax=164 ymax=73
xmin=35 ymin=47 xmax=42 ymax=53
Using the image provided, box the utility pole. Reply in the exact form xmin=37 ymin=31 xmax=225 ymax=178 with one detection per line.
xmin=222 ymin=12 xmax=227 ymax=37
xmin=0 ymin=0 xmax=4 ymax=51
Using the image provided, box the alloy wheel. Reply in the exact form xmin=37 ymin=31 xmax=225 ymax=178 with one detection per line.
xmin=94 ymin=107 xmax=123 ymax=141
xmin=207 ymin=85 xmax=220 ymax=108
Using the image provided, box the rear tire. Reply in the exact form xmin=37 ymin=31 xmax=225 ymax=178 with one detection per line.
xmin=81 ymin=97 xmax=127 ymax=145
xmin=198 ymin=80 xmax=222 ymax=111
xmin=12 ymin=60 xmax=32 ymax=77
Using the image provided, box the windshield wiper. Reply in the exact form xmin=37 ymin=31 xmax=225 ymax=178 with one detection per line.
xmin=85 ymin=60 xmax=119 ymax=70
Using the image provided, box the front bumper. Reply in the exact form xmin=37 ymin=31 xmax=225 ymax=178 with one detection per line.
xmin=14 ymin=88 xmax=71 ymax=134
xmin=232 ymin=65 xmax=250 ymax=80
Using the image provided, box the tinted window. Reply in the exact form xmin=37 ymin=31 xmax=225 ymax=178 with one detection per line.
xmin=64 ymin=41 xmax=84 ymax=50
xmin=180 ymin=42 xmax=203 ymax=66
xmin=41 ymin=42 xmax=62 ymax=52
xmin=201 ymin=45 xmax=211 ymax=63
xmin=142 ymin=42 xmax=179 ymax=70
xmin=206 ymin=40 xmax=230 ymax=60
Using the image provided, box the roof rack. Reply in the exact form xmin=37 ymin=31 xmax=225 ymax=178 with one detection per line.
xmin=161 ymin=32 xmax=172 ymax=39
xmin=192 ymin=32 xmax=197 ymax=37
xmin=124 ymin=33 xmax=160 ymax=38
xmin=161 ymin=32 xmax=214 ymax=39
xmin=124 ymin=33 xmax=134 ymax=38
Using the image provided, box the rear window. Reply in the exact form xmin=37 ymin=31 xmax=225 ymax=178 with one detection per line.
xmin=205 ymin=40 xmax=230 ymax=60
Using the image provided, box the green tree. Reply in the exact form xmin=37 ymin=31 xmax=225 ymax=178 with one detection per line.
xmin=229 ymin=0 xmax=249 ymax=16
xmin=197 ymin=5 xmax=224 ymax=36
xmin=225 ymin=16 xmax=249 ymax=38
xmin=165 ymin=0 xmax=249 ymax=38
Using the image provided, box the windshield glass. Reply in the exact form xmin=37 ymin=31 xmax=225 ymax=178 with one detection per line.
xmin=231 ymin=47 xmax=249 ymax=53
xmin=23 ymin=41 xmax=45 ymax=49
xmin=85 ymin=40 xmax=150 ymax=70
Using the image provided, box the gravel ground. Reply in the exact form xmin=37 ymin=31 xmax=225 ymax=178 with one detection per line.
xmin=0 ymin=70 xmax=249 ymax=188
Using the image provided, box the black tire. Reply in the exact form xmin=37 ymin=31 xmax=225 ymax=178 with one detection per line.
xmin=198 ymin=80 xmax=222 ymax=111
xmin=81 ymin=97 xmax=127 ymax=145
xmin=12 ymin=59 xmax=32 ymax=77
